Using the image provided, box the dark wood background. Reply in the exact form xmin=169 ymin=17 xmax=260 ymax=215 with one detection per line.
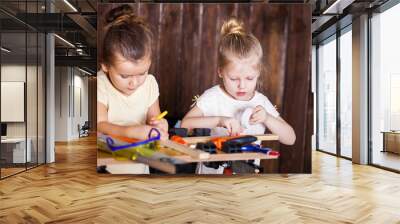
xmin=98 ymin=3 xmax=312 ymax=173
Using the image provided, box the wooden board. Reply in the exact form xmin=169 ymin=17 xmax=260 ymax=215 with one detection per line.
xmin=97 ymin=152 xmax=177 ymax=174
xmin=182 ymin=134 xmax=279 ymax=144
xmin=171 ymin=152 xmax=278 ymax=163
xmin=98 ymin=144 xmax=277 ymax=164
xmin=97 ymin=134 xmax=279 ymax=174
xmin=98 ymin=148 xmax=277 ymax=174
xmin=158 ymin=140 xmax=210 ymax=159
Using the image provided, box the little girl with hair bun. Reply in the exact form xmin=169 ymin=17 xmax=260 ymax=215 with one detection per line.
xmin=181 ymin=18 xmax=296 ymax=174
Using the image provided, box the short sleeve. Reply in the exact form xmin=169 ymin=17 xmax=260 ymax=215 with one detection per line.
xmin=147 ymin=75 xmax=160 ymax=108
xmin=97 ymin=72 xmax=108 ymax=107
xmin=262 ymin=97 xmax=280 ymax=118
xmin=196 ymin=89 xmax=216 ymax=115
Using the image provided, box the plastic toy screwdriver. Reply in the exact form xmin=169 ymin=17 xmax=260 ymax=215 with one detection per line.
xmin=211 ymin=136 xmax=234 ymax=149
xmin=156 ymin=111 xmax=168 ymax=120
xmin=211 ymin=135 xmax=257 ymax=150
xmin=170 ymin=135 xmax=187 ymax=145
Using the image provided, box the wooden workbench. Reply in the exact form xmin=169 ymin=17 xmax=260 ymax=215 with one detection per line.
xmin=97 ymin=134 xmax=279 ymax=174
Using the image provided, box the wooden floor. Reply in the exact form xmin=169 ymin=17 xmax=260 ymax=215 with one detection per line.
xmin=1 ymin=164 xmax=45 ymax=178
xmin=1 ymin=136 xmax=400 ymax=223
xmin=1 ymin=167 xmax=26 ymax=178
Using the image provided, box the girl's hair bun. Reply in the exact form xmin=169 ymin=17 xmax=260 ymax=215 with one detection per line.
xmin=102 ymin=4 xmax=153 ymax=65
xmin=105 ymin=4 xmax=135 ymax=25
xmin=221 ymin=18 xmax=245 ymax=37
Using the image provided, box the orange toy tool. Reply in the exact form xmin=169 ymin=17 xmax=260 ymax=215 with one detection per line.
xmin=170 ymin=135 xmax=187 ymax=145
xmin=107 ymin=134 xmax=139 ymax=143
xmin=211 ymin=135 xmax=258 ymax=150
xmin=211 ymin=136 xmax=235 ymax=150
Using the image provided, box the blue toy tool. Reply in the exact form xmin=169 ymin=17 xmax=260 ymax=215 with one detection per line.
xmin=106 ymin=128 xmax=160 ymax=152
xmin=240 ymin=144 xmax=271 ymax=154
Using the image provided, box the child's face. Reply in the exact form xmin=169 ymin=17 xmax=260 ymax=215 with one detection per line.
xmin=219 ymin=56 xmax=260 ymax=101
xmin=102 ymin=53 xmax=151 ymax=96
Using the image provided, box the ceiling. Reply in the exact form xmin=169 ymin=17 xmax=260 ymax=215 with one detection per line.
xmin=0 ymin=0 xmax=97 ymax=72
xmin=0 ymin=0 xmax=393 ymax=72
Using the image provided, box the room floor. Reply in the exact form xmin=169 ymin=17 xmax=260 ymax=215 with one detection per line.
xmin=0 ymin=136 xmax=399 ymax=223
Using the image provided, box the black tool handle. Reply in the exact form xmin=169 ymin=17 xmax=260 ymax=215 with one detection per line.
xmin=168 ymin=128 xmax=188 ymax=137
xmin=225 ymin=135 xmax=257 ymax=145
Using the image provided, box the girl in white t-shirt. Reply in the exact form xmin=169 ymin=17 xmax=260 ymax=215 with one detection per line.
xmin=97 ymin=5 xmax=168 ymax=140
xmin=181 ymin=18 xmax=296 ymax=146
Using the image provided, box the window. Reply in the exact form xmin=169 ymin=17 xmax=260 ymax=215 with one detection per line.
xmin=317 ymin=36 xmax=337 ymax=154
xmin=370 ymin=2 xmax=400 ymax=171
xmin=0 ymin=1 xmax=47 ymax=179
xmin=339 ymin=28 xmax=352 ymax=158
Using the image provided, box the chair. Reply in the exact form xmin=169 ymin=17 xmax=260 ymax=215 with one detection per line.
xmin=78 ymin=121 xmax=90 ymax=138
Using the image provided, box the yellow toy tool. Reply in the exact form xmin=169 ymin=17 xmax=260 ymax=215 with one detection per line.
xmin=156 ymin=111 xmax=168 ymax=120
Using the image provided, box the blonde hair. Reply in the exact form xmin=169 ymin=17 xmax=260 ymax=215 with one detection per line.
xmin=218 ymin=18 xmax=263 ymax=73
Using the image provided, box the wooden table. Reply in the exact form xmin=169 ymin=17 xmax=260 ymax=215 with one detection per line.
xmin=97 ymin=134 xmax=279 ymax=174
xmin=382 ymin=131 xmax=400 ymax=154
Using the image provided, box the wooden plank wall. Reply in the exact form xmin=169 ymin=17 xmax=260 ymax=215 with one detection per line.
xmin=98 ymin=3 xmax=312 ymax=173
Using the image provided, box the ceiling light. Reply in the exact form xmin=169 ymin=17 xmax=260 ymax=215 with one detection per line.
xmin=54 ymin=34 xmax=75 ymax=48
xmin=1 ymin=47 xmax=11 ymax=53
xmin=322 ymin=0 xmax=354 ymax=15
xmin=63 ymin=0 xmax=78 ymax=12
xmin=78 ymin=67 xmax=93 ymax=76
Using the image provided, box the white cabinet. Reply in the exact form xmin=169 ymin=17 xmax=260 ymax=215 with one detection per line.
xmin=1 ymin=138 xmax=32 ymax=163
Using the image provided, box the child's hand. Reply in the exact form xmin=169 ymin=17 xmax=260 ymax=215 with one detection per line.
xmin=219 ymin=117 xmax=243 ymax=136
xmin=148 ymin=118 xmax=169 ymax=140
xmin=249 ymin=105 xmax=270 ymax=125
xmin=124 ymin=125 xmax=168 ymax=140
xmin=154 ymin=128 xmax=169 ymax=140
xmin=148 ymin=118 xmax=168 ymax=132
xmin=144 ymin=124 xmax=168 ymax=140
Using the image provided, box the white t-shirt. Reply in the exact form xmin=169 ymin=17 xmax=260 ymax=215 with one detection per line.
xmin=196 ymin=85 xmax=279 ymax=136
xmin=195 ymin=85 xmax=279 ymax=174
xmin=97 ymin=70 xmax=159 ymax=126
xmin=97 ymin=70 xmax=159 ymax=175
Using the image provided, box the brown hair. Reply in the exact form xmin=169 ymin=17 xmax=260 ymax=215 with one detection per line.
xmin=102 ymin=4 xmax=153 ymax=66
xmin=218 ymin=18 xmax=263 ymax=73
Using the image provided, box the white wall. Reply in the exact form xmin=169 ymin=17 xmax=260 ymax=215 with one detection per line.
xmin=55 ymin=66 xmax=69 ymax=141
xmin=0 ymin=65 xmax=39 ymax=138
xmin=1 ymin=64 xmax=45 ymax=163
xmin=54 ymin=67 xmax=89 ymax=141
xmin=72 ymin=73 xmax=89 ymax=138
xmin=1 ymin=65 xmax=26 ymax=139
